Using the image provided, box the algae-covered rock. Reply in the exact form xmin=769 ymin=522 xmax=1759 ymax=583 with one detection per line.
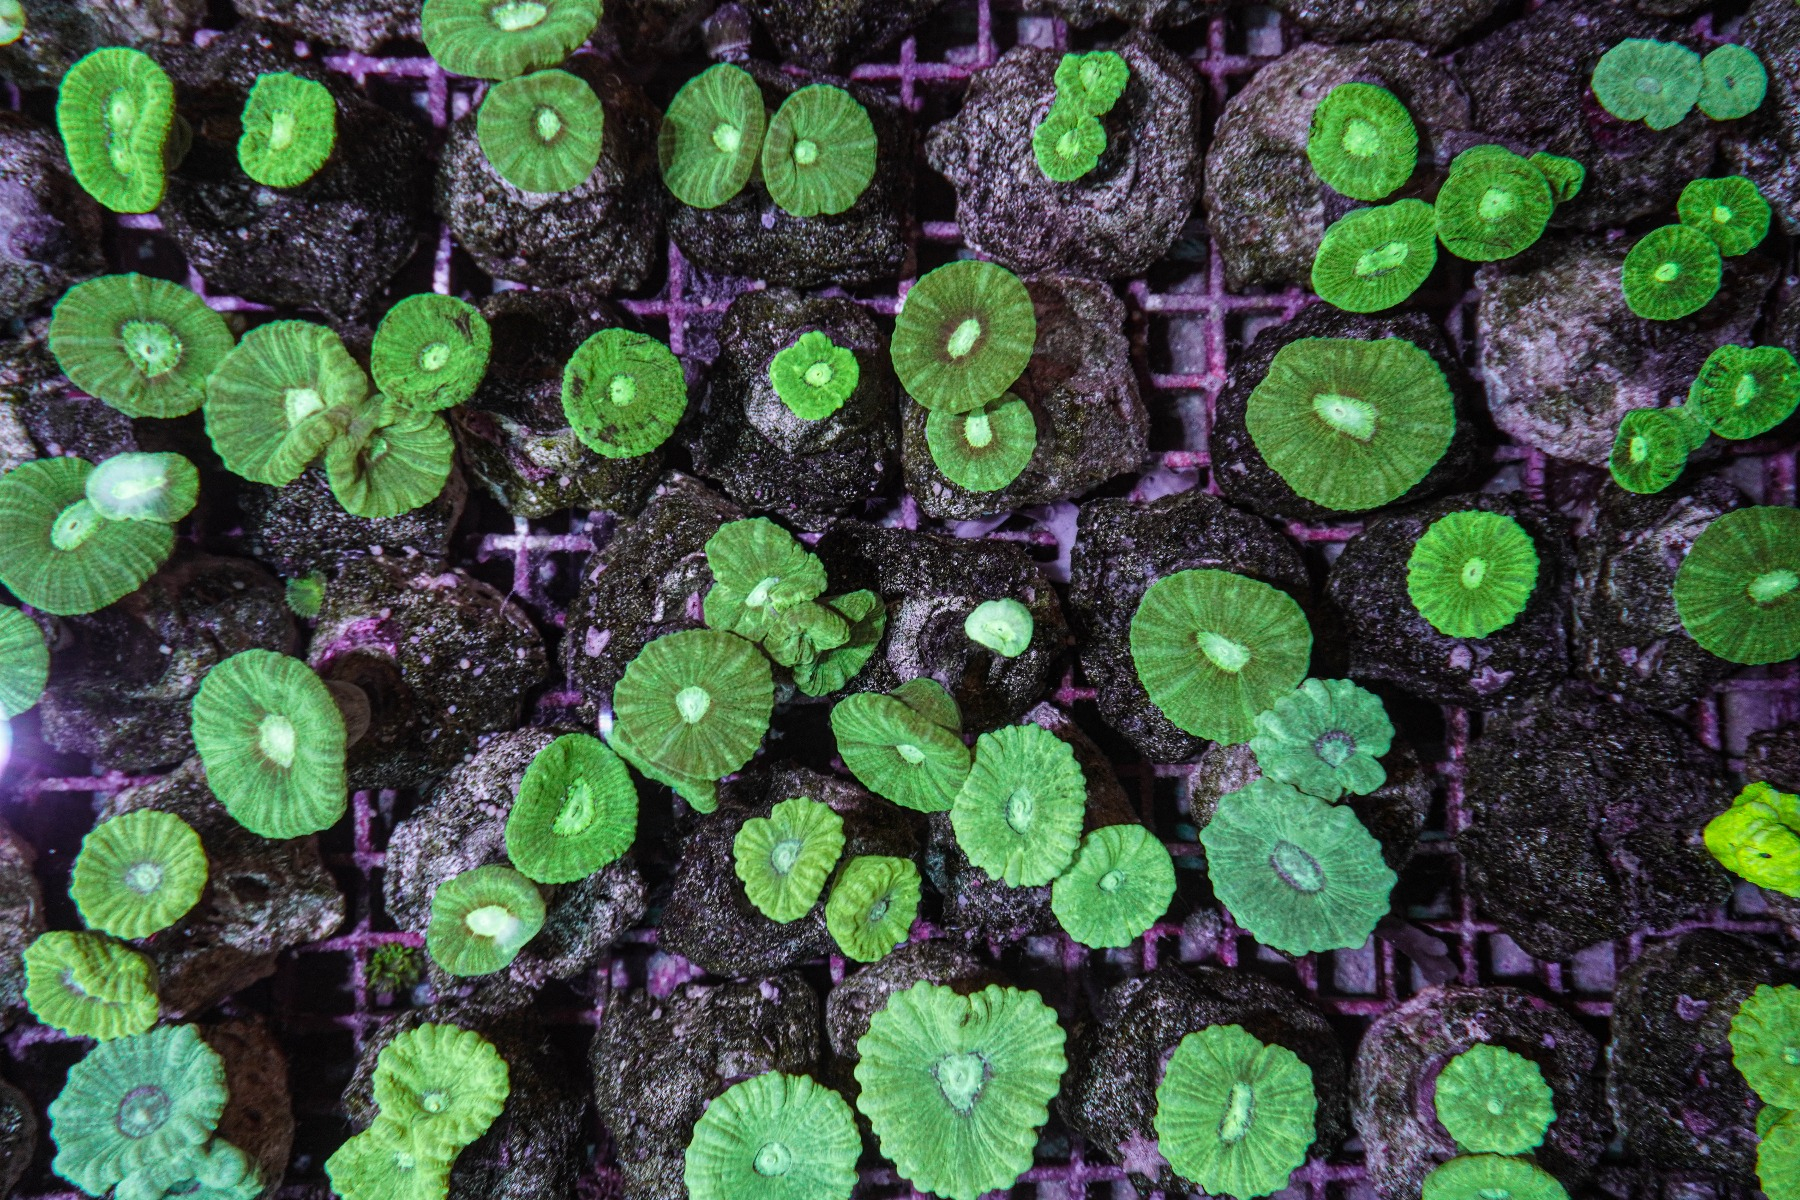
xmin=0 ymin=820 xmax=41 ymax=1026
xmin=659 ymin=763 xmax=922 ymax=977
xmin=1326 ymin=492 xmax=1574 ymax=708
xmin=308 ymin=557 xmax=548 ymax=792
xmin=813 ymin=520 xmax=1068 ymax=731
xmin=693 ymin=288 xmax=900 ymax=526
xmin=563 ymin=472 xmax=744 ymax=709
xmin=745 ymin=0 xmax=947 ymax=71
xmin=670 ymin=64 xmax=908 ymax=288
xmin=38 ymin=554 xmax=296 ymax=772
xmin=1270 ymin=0 xmax=1506 ymax=49
xmin=1353 ymin=985 xmax=1608 ymax=1200
xmin=1452 ymin=0 xmax=1717 ymax=230
xmin=347 ymin=1009 xmax=587 ymax=1200
xmin=1210 ymin=304 xmax=1478 ymax=523
xmin=927 ymin=31 xmax=1203 ymax=279
xmin=202 ymin=1017 xmax=294 ymax=1195
xmin=101 ymin=759 xmax=346 ymax=1015
xmin=1061 ymin=966 xmax=1351 ymax=1193
xmin=439 ymin=58 xmax=663 ymax=292
xmin=1728 ymin=0 xmax=1800 ymax=234
xmin=1609 ymin=931 xmax=1775 ymax=1182
xmin=1205 ymin=40 xmax=1469 ymax=291
xmin=0 ymin=112 xmax=102 ymax=321
xmin=592 ymin=974 xmax=820 ymax=1200
xmin=1069 ymin=488 xmax=1310 ymax=762
xmin=1045 ymin=0 xmax=1213 ymax=27
xmin=901 ymin=273 xmax=1147 ymax=519
xmin=0 ymin=331 xmax=140 ymax=473
xmin=0 ymin=0 xmax=204 ymax=87
xmin=1572 ymin=476 xmax=1740 ymax=709
xmin=161 ymin=27 xmax=429 ymax=322
xmin=238 ymin=465 xmax=467 ymax=578
xmin=0 ymin=1075 xmax=33 ymax=1198
xmin=1475 ymin=233 xmax=1777 ymax=467
xmin=385 ymin=728 xmax=646 ymax=1014
xmin=232 ymin=0 xmax=419 ymax=51
xmin=1460 ymin=687 xmax=1731 ymax=961
xmin=451 ymin=289 xmax=665 ymax=519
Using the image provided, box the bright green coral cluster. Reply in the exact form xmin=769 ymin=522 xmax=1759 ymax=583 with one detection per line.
xmin=1033 ymin=50 xmax=1129 ymax=183
xmin=1706 ymin=781 xmax=1800 ymax=897
xmin=328 ymin=1022 xmax=510 ymax=1200
xmin=1593 ymin=38 xmax=1764 ymax=128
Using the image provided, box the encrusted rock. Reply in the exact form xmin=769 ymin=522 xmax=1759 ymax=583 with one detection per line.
xmin=1070 ymin=487 xmax=1310 ymax=762
xmin=744 ymin=0 xmax=947 ymax=71
xmin=813 ymin=520 xmax=1069 ymax=731
xmin=161 ymin=27 xmax=429 ymax=321
xmin=202 ymin=1017 xmax=294 ymax=1195
xmin=563 ymin=472 xmax=744 ymax=710
xmin=1452 ymin=0 xmax=1718 ymax=230
xmin=1352 ymin=985 xmax=1608 ymax=1200
xmin=670 ymin=64 xmax=908 ymax=288
xmin=451 ymin=289 xmax=665 ymax=519
xmin=385 ymin=729 xmax=647 ymax=1014
xmin=1269 ymin=0 xmax=1506 ymax=50
xmin=38 ymin=554 xmax=296 ymax=772
xmin=1460 ymin=686 xmax=1732 ymax=960
xmin=439 ymin=57 xmax=663 ymax=292
xmin=1205 ymin=40 xmax=1470 ymax=291
xmin=0 ymin=331 xmax=139 ymax=473
xmin=1061 ymin=965 xmax=1352 ymax=1193
xmin=101 ymin=759 xmax=346 ymax=1015
xmin=231 ymin=0 xmax=419 ymax=51
xmin=592 ymin=973 xmax=820 ymax=1200
xmin=927 ymin=31 xmax=1204 ymax=278
xmin=1572 ymin=476 xmax=1741 ymax=708
xmin=1475 ymin=233 xmax=1777 ymax=467
xmin=901 ymin=273 xmax=1148 ymax=519
xmin=693 ymin=289 xmax=901 ymax=526
xmin=0 ymin=0 xmax=204 ymax=87
xmin=308 ymin=557 xmax=548 ymax=792
xmin=0 ymin=1075 xmax=33 ymax=1198
xmin=0 ymin=112 xmax=102 ymax=321
xmin=238 ymin=466 xmax=467 ymax=578
xmin=1044 ymin=0 xmax=1214 ymax=27
xmin=1211 ymin=304 xmax=1479 ymax=523
xmin=1609 ymin=931 xmax=1776 ymax=1182
xmin=660 ymin=763 xmax=922 ymax=976
xmin=0 ymin=820 xmax=42 ymax=1026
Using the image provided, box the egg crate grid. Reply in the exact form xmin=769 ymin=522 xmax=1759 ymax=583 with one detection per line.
xmin=1 ymin=1 xmax=1798 ymax=1198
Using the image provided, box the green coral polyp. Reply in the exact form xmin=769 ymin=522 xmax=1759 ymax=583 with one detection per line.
xmin=1154 ymin=1023 xmax=1317 ymax=1200
xmin=50 ymin=274 xmax=234 ymax=419
xmin=85 ymin=452 xmax=200 ymax=525
xmin=24 ymin=930 xmax=159 ymax=1041
xmin=1305 ymin=82 xmax=1417 ymax=202
xmin=949 ymin=722 xmax=1087 ymax=887
xmin=421 ymin=0 xmax=602 ymax=80
xmin=1609 ymin=408 xmax=1691 ymax=495
xmin=57 ymin=47 xmax=177 ymax=213
xmin=824 ymin=854 xmax=920 ymax=962
xmin=891 ymin=259 xmax=1037 ymax=414
xmin=204 ymin=320 xmax=369 ymax=486
xmin=762 ymin=84 xmax=877 ymax=218
xmin=770 ymin=331 xmax=860 ymax=420
xmin=611 ymin=629 xmax=774 ymax=782
xmin=925 ymin=391 xmax=1038 ymax=492
xmin=1405 ymin=510 xmax=1540 ymax=639
xmin=1592 ymin=38 xmax=1703 ymax=130
xmin=191 ymin=649 xmax=348 ymax=839
xmin=1033 ymin=102 xmax=1105 ymax=183
xmin=703 ymin=517 xmax=829 ymax=641
xmin=734 ymin=796 xmax=845 ymax=923
xmin=0 ymin=456 xmax=175 ymax=617
xmin=1311 ymin=199 xmax=1437 ymax=313
xmin=325 ymin=1118 xmax=453 ymax=1200
xmin=1435 ymin=145 xmax=1553 ymax=262
xmin=426 ymin=864 xmax=546 ymax=977
xmin=1705 ymin=780 xmax=1800 ymax=897
xmin=1050 ymin=823 xmax=1176 ymax=949
xmin=684 ymin=1072 xmax=860 ymax=1200
xmin=1674 ymin=505 xmax=1800 ymax=666
xmin=1053 ymin=50 xmax=1129 ymax=117
xmin=1433 ymin=1043 xmax=1556 ymax=1154
xmin=1621 ymin=224 xmax=1723 ymax=321
xmin=1250 ymin=677 xmax=1393 ymax=801
xmin=964 ymin=597 xmax=1033 ymax=658
xmin=562 ymin=328 xmax=688 ymax=458
xmin=1678 ymin=176 xmax=1771 ymax=257
xmin=660 ymin=63 xmax=766 ymax=209
xmin=1688 ymin=343 xmax=1799 ymax=441
xmin=238 ymin=72 xmax=337 ymax=188
xmin=373 ymin=1022 xmax=511 ymax=1152
xmin=830 ymin=683 xmax=971 ymax=813
xmin=1699 ymin=43 xmax=1767 ymax=121
xmin=0 ymin=605 xmax=47 ymax=719
xmin=477 ymin=69 xmax=604 ymax=194
xmin=71 ymin=808 xmax=209 ymax=939
xmin=506 ymin=733 xmax=638 ymax=884
xmin=372 ymin=293 xmax=493 ymax=412
xmin=1421 ymin=1155 xmax=1570 ymax=1200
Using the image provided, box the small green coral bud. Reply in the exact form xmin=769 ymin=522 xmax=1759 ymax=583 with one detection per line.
xmin=684 ymin=1072 xmax=859 ymax=1200
xmin=285 ymin=571 xmax=327 ymax=620
xmin=373 ymin=1022 xmax=511 ymax=1153
xmin=964 ymin=597 xmax=1033 ymax=658
xmin=1621 ymin=224 xmax=1723 ymax=321
xmin=191 ymin=649 xmax=348 ymax=839
xmin=561 ymin=328 xmax=687 ymax=458
xmin=1310 ymin=199 xmax=1437 ymax=313
xmin=1050 ymin=824 xmax=1176 ymax=949
xmin=824 ymin=854 xmax=919 ymax=962
xmin=1305 ymin=82 xmax=1416 ymax=202
xmin=734 ymin=796 xmax=845 ymax=923
xmin=891 ymin=260 xmax=1036 ymax=414
xmin=1199 ymin=778 xmax=1396 ymax=956
xmin=1433 ymin=1043 xmax=1556 ymax=1154
xmin=71 ymin=809 xmax=209 ymax=939
xmin=24 ymin=931 xmax=159 ymax=1041
xmin=1677 ymin=176 xmax=1771 ymax=257
xmin=1405 ymin=510 xmax=1540 ymax=639
xmin=761 ymin=85 xmax=876 ymax=218
xmin=854 ymin=981 xmax=1065 ymax=1200
xmin=1129 ymin=569 xmax=1313 ymax=746
xmin=949 ymin=723 xmax=1086 ymax=887
xmin=1032 ymin=101 xmax=1105 ymax=183
xmin=56 ymin=47 xmax=177 ymax=213
xmin=477 ymin=68 xmax=604 ymax=194
xmin=505 ymin=733 xmax=637 ymax=884
xmin=1592 ymin=38 xmax=1703 ymax=130
xmin=1674 ymin=506 xmax=1800 ymax=666
xmin=1687 ymin=343 xmax=1799 ymax=440
xmin=426 ymin=864 xmax=545 ymax=977
xmin=1529 ymin=152 xmax=1585 ymax=204
xmin=1608 ymin=408 xmax=1691 ymax=495
xmin=1053 ymin=50 xmax=1129 ymax=117
xmin=925 ymin=392 xmax=1038 ymax=493
xmin=770 ymin=330 xmax=860 ymax=420
xmin=86 ymin=452 xmax=199 ymax=524
xmin=659 ymin=63 xmax=766 ymax=210
xmin=238 ymin=72 xmax=337 ymax=188
xmin=1699 ymin=43 xmax=1766 ymax=121
xmin=1154 ymin=1023 xmax=1317 ymax=1200
xmin=366 ymin=942 xmax=425 ymax=996
xmin=1250 ymin=678 xmax=1393 ymax=801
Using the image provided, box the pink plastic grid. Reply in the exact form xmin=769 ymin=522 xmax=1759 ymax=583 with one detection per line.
xmin=4 ymin=3 xmax=1799 ymax=1199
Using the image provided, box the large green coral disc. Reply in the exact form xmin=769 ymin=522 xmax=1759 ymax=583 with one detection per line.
xmin=0 ymin=457 xmax=174 ymax=617
xmin=50 ymin=274 xmax=234 ymax=418
xmin=56 ymin=47 xmax=176 ymax=213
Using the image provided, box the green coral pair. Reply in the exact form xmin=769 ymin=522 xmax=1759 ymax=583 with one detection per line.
xmin=1620 ymin=175 xmax=1772 ymax=324
xmin=327 ymin=1022 xmax=512 ymax=1200
xmin=1032 ymin=50 xmax=1130 ymax=182
xmin=50 ymin=1023 xmax=262 ymax=1200
xmin=0 ymin=451 xmax=198 ymax=616
xmin=661 ymin=64 xmax=877 ymax=217
xmin=1592 ymin=38 xmax=1765 ymax=130
xmin=1730 ymin=984 xmax=1800 ymax=1200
